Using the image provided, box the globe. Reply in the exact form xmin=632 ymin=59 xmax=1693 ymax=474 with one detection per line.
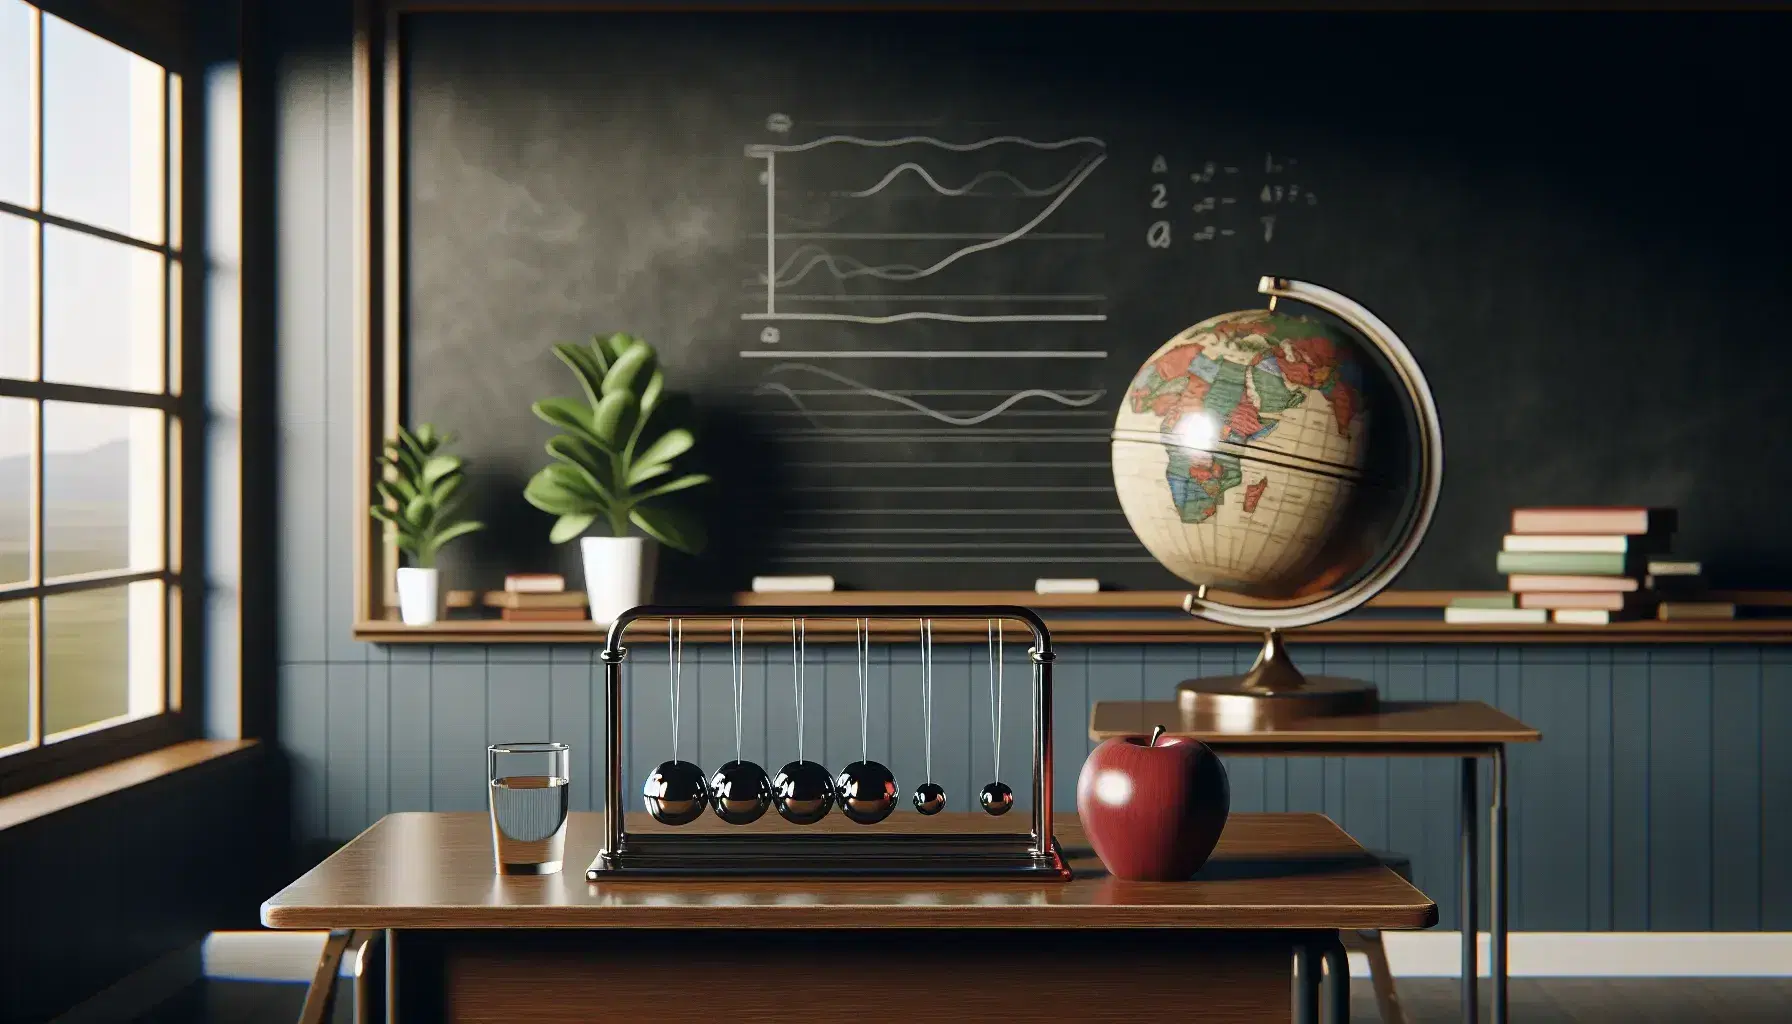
xmin=1112 ymin=307 xmax=1370 ymax=597
xmin=1109 ymin=277 xmax=1444 ymax=727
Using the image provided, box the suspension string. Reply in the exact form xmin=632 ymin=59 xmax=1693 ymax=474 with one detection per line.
xmin=791 ymin=619 xmax=803 ymax=763
xmin=857 ymin=619 xmax=870 ymax=762
xmin=988 ymin=619 xmax=1004 ymax=780
xmin=921 ymin=618 xmax=933 ymax=780
xmin=730 ymin=619 xmax=744 ymax=762
xmin=668 ymin=618 xmax=683 ymax=761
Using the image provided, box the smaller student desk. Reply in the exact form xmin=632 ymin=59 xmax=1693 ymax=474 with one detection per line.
xmin=1090 ymin=699 xmax=1540 ymax=1024
xmin=264 ymin=811 xmax=1434 ymax=1023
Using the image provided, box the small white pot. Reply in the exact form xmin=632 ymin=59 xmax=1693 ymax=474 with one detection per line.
xmin=396 ymin=567 xmax=441 ymax=626
xmin=581 ymin=535 xmax=656 ymax=624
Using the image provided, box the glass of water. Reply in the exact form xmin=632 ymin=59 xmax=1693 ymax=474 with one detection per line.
xmin=488 ymin=742 xmax=571 ymax=875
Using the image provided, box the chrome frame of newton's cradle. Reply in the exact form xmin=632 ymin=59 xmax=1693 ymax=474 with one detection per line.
xmin=587 ymin=605 xmax=1070 ymax=881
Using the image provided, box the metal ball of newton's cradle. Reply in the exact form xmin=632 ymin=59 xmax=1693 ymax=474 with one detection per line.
xmin=772 ymin=759 xmax=836 ymax=824
xmin=912 ymin=781 xmax=947 ymax=816
xmin=979 ymin=781 xmax=1014 ymax=816
xmin=836 ymin=760 xmax=899 ymax=825
xmin=642 ymin=759 xmax=710 ymax=826
xmin=709 ymin=759 xmax=773 ymax=826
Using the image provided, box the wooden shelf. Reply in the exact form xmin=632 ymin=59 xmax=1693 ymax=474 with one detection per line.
xmin=354 ymin=611 xmax=1792 ymax=645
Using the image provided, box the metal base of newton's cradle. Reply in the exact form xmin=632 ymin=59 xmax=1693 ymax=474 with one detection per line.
xmin=588 ymin=833 xmax=1072 ymax=880
xmin=588 ymin=604 xmax=1070 ymax=882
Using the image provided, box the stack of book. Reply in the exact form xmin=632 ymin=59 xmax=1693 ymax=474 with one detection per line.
xmin=1648 ymin=561 xmax=1735 ymax=621
xmin=1446 ymin=506 xmax=1730 ymax=625
xmin=484 ymin=574 xmax=588 ymax=622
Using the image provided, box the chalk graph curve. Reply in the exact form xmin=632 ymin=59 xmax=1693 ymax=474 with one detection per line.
xmin=839 ymin=155 xmax=1104 ymax=198
xmin=764 ymin=153 xmax=1105 ymax=287
xmin=748 ymin=134 xmax=1107 ymax=154
xmin=756 ymin=362 xmax=1107 ymax=428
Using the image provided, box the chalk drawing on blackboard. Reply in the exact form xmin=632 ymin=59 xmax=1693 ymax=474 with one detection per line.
xmin=754 ymin=363 xmax=1107 ymax=429
xmin=742 ymin=133 xmax=1108 ymax=325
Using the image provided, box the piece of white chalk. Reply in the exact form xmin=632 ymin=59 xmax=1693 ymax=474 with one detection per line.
xmin=751 ymin=575 xmax=838 ymax=593
xmin=1034 ymin=578 xmax=1100 ymax=594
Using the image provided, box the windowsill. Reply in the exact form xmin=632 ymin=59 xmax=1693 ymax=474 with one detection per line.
xmin=0 ymin=738 xmax=260 ymax=833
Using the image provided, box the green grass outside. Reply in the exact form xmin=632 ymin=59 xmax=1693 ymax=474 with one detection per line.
xmin=0 ymin=510 xmax=152 ymax=748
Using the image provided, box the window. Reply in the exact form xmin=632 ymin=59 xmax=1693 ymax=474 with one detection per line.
xmin=1 ymin=1 xmax=184 ymax=764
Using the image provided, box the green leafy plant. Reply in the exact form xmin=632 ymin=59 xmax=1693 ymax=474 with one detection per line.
xmin=524 ymin=333 xmax=710 ymax=553
xmin=369 ymin=424 xmax=485 ymax=568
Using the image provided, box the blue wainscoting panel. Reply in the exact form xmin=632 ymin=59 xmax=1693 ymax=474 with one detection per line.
xmin=1585 ymin=648 xmax=1615 ymax=931
xmin=1762 ymin=649 xmax=1792 ymax=930
xmin=546 ymin=648 xmax=597 ymax=813
xmin=1710 ymin=648 xmax=1762 ymax=931
xmin=1609 ymin=648 xmax=1652 ymax=931
xmin=324 ymin=662 xmax=370 ymax=840
xmin=1649 ymin=649 xmax=1715 ymax=930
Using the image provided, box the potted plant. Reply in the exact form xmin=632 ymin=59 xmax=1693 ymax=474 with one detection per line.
xmin=370 ymin=424 xmax=486 ymax=626
xmin=524 ymin=333 xmax=709 ymax=623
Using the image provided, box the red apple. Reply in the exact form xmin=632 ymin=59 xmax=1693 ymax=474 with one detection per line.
xmin=1076 ymin=725 xmax=1230 ymax=881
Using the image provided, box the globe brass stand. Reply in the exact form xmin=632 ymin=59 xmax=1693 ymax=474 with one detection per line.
xmin=1176 ymin=594 xmax=1378 ymax=730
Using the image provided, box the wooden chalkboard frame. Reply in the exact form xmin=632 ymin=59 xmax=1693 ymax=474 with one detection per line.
xmin=347 ymin=1 xmax=1792 ymax=644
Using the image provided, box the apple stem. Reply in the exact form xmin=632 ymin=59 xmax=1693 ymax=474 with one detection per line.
xmin=1149 ymin=725 xmax=1166 ymax=747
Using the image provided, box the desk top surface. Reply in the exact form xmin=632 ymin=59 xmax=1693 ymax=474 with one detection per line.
xmin=262 ymin=812 xmax=1435 ymax=932
xmin=1090 ymin=700 xmax=1540 ymax=746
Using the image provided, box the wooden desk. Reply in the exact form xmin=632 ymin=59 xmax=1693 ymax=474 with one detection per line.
xmin=265 ymin=811 xmax=1435 ymax=1022
xmin=1091 ymin=700 xmax=1540 ymax=1024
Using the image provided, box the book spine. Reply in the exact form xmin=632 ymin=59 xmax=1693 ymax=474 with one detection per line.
xmin=1517 ymin=592 xmax=1635 ymax=611
xmin=1447 ymin=594 xmax=1519 ymax=609
xmin=501 ymin=608 xmax=590 ymax=622
xmin=751 ymin=575 xmax=838 ymax=593
xmin=1495 ymin=550 xmax=1631 ymax=575
xmin=1443 ymin=607 xmax=1549 ymax=625
xmin=1550 ymin=609 xmax=1613 ymax=625
xmin=1645 ymin=560 xmax=1702 ymax=576
xmin=1507 ymin=574 xmax=1640 ymax=593
xmin=1656 ymin=603 xmax=1736 ymax=621
xmin=1511 ymin=507 xmax=1654 ymax=534
xmin=1501 ymin=534 xmax=1632 ymax=553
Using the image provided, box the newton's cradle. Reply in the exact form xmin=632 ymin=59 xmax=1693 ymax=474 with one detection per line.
xmin=587 ymin=605 xmax=1071 ymax=881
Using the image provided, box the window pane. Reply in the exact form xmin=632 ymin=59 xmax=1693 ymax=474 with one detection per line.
xmin=42 ymin=13 xmax=164 ymax=244
xmin=0 ymin=396 xmax=29 ymax=585
xmin=44 ymin=579 xmax=162 ymax=738
xmin=0 ymin=1 xmax=32 ymax=207
xmin=43 ymin=401 xmax=162 ymax=578
xmin=0 ymin=211 xmax=33 ymax=379
xmin=43 ymin=225 xmax=164 ymax=391
xmin=0 ymin=598 xmax=27 ymax=749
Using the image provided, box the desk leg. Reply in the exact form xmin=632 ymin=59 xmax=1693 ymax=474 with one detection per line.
xmin=1321 ymin=936 xmax=1350 ymax=1024
xmin=1295 ymin=943 xmax=1321 ymax=1024
xmin=1491 ymin=745 xmax=1509 ymax=1024
xmin=384 ymin=928 xmax=397 ymax=1023
xmin=1460 ymin=756 xmax=1479 ymax=1024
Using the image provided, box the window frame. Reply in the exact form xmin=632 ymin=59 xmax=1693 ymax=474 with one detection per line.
xmin=0 ymin=0 xmax=201 ymax=797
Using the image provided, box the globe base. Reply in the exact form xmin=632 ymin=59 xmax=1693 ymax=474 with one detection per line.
xmin=1175 ymin=629 xmax=1378 ymax=730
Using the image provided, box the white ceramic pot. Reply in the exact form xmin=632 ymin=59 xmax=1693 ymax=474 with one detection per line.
xmin=396 ymin=567 xmax=440 ymax=626
xmin=581 ymin=535 xmax=657 ymax=624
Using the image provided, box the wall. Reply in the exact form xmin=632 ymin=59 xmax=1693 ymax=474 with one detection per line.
xmin=272 ymin=1 xmax=1792 ymax=934
xmin=0 ymin=748 xmax=277 ymax=1021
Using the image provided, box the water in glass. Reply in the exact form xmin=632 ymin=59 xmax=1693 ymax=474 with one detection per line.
xmin=488 ymin=742 xmax=570 ymax=874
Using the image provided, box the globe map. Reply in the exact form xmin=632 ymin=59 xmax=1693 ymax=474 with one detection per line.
xmin=1111 ymin=309 xmax=1371 ymax=594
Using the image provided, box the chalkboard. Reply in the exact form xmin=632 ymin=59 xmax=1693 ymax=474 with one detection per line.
xmin=401 ymin=8 xmax=1792 ymax=594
